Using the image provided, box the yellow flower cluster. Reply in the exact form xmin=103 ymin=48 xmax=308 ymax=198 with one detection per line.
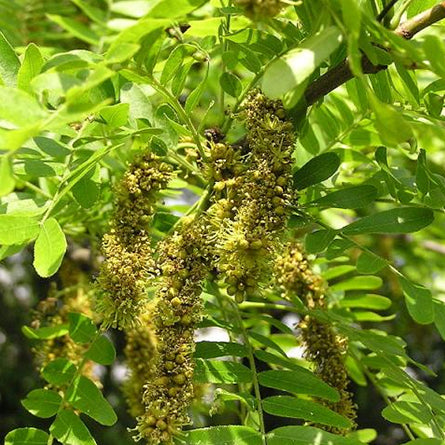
xmin=136 ymin=217 xmax=209 ymax=444
xmin=97 ymin=151 xmax=172 ymax=329
xmin=275 ymin=243 xmax=357 ymax=433
xmin=123 ymin=303 xmax=158 ymax=418
xmin=215 ymin=90 xmax=295 ymax=302
xmin=235 ymin=0 xmax=285 ymax=19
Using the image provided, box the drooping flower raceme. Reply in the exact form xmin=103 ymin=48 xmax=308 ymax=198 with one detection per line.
xmin=275 ymin=243 xmax=357 ymax=433
xmin=136 ymin=217 xmax=210 ymax=444
xmin=123 ymin=303 xmax=158 ymax=418
xmin=215 ymin=90 xmax=295 ymax=302
xmin=97 ymin=151 xmax=172 ymax=330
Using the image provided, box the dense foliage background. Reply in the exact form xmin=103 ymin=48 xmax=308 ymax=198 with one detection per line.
xmin=1 ymin=1 xmax=445 ymax=444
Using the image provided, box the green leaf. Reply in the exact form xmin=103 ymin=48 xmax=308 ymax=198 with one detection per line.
xmin=342 ymin=207 xmax=434 ymax=235
xmin=258 ymin=370 xmax=340 ymax=402
xmin=400 ymin=277 xmax=434 ymax=325
xmin=161 ymin=45 xmax=193 ymax=85
xmin=0 ymin=244 xmax=25 ymax=261
xmin=339 ymin=294 xmax=392 ymax=310
xmin=433 ymin=300 xmax=445 ymax=341
xmin=305 ymin=229 xmax=336 ymax=254
xmin=185 ymin=64 xmax=209 ymax=113
xmin=34 ymin=137 xmax=71 ymax=159
xmin=313 ymin=185 xmax=378 ymax=209
xmin=0 ymin=87 xmax=47 ymax=149
xmin=267 ymin=426 xmax=365 ymax=444
xmin=22 ymin=324 xmax=69 ymax=340
xmin=0 ymin=31 xmax=20 ymax=87
xmin=33 ymin=218 xmax=67 ymax=277
xmin=293 ymin=153 xmax=340 ymax=190
xmin=369 ymin=95 xmax=413 ymax=145
xmin=85 ymin=335 xmax=116 ymax=365
xmin=99 ymin=103 xmax=129 ymax=128
xmin=194 ymin=358 xmax=253 ymax=384
xmin=105 ymin=42 xmax=140 ymax=64
xmin=195 ymin=341 xmax=248 ymax=359
xmin=416 ymin=149 xmax=430 ymax=194
xmin=17 ymin=44 xmax=44 ymax=93
xmin=356 ymin=252 xmax=387 ymax=274
xmin=263 ymin=27 xmax=342 ymax=100
xmin=46 ymin=14 xmax=100 ymax=45
xmin=0 ymin=215 xmax=39 ymax=245
xmin=66 ymin=376 xmax=117 ymax=426
xmin=382 ymin=400 xmax=432 ymax=425
xmin=148 ymin=0 xmax=207 ymax=18
xmin=182 ymin=426 xmax=263 ymax=445
xmin=5 ymin=428 xmax=49 ymax=445
xmin=263 ymin=396 xmax=352 ymax=429
xmin=21 ymin=389 xmax=62 ymax=418
xmin=254 ymin=350 xmax=305 ymax=371
xmin=423 ymin=36 xmax=445 ymax=79
xmin=0 ymin=156 xmax=16 ymax=196
xmin=110 ymin=1 xmax=151 ymax=17
xmin=42 ymin=358 xmax=77 ymax=386
xmin=323 ymin=265 xmax=356 ymax=281
xmin=72 ymin=176 xmax=100 ymax=209
xmin=68 ymin=313 xmax=97 ymax=344
xmin=339 ymin=326 xmax=407 ymax=358
xmin=70 ymin=0 xmax=106 ymax=23
xmin=220 ymin=72 xmax=242 ymax=98
xmin=331 ymin=276 xmax=382 ymax=292
xmin=50 ymin=409 xmax=97 ymax=445
xmin=248 ymin=331 xmax=287 ymax=357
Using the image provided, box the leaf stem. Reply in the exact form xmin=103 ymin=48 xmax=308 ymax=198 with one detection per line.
xmin=225 ymin=296 xmax=267 ymax=443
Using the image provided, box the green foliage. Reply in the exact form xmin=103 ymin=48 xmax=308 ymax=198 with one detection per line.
xmin=1 ymin=0 xmax=445 ymax=444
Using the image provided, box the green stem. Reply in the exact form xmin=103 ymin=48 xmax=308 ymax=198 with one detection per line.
xmin=210 ymin=281 xmax=246 ymax=420
xmin=23 ymin=181 xmax=53 ymax=199
xmin=167 ymin=149 xmax=206 ymax=185
xmin=219 ymin=0 xmax=232 ymax=123
xmin=223 ymin=294 xmax=267 ymax=443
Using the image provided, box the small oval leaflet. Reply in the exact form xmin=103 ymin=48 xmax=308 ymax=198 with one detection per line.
xmin=66 ymin=375 xmax=117 ymax=426
xmin=258 ymin=369 xmax=339 ymax=402
xmin=50 ymin=409 xmax=97 ymax=445
xmin=293 ymin=152 xmax=341 ymax=190
xmin=21 ymin=389 xmax=62 ymax=418
xmin=42 ymin=358 xmax=77 ymax=386
xmin=263 ymin=395 xmax=353 ymax=429
xmin=5 ymin=428 xmax=49 ymax=445
xmin=312 ymin=185 xmax=378 ymax=209
xmin=33 ymin=217 xmax=67 ymax=278
xmin=267 ymin=425 xmax=365 ymax=445
xmin=342 ymin=207 xmax=434 ymax=235
xmin=194 ymin=358 xmax=253 ymax=384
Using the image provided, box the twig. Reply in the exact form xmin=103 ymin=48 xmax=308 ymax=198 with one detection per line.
xmin=303 ymin=1 xmax=445 ymax=106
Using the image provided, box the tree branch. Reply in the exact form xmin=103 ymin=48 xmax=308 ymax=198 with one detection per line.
xmin=303 ymin=1 xmax=445 ymax=106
